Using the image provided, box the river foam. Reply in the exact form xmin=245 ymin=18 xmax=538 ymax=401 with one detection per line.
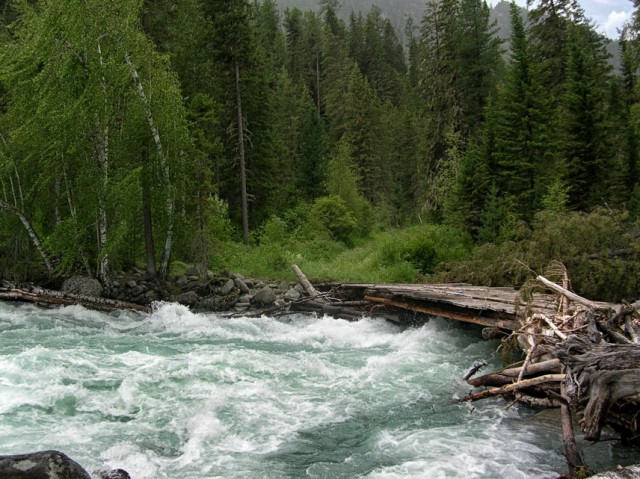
xmin=0 ymin=301 xmax=632 ymax=478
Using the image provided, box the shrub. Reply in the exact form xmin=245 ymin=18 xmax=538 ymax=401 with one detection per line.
xmin=309 ymin=196 xmax=358 ymax=243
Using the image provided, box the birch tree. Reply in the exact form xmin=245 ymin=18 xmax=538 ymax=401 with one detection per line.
xmin=0 ymin=0 xmax=190 ymax=282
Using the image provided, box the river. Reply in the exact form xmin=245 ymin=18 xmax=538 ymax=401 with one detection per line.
xmin=0 ymin=301 xmax=636 ymax=478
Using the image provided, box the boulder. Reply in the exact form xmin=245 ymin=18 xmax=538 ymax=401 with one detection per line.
xmin=284 ymin=288 xmax=301 ymax=301
xmin=95 ymin=468 xmax=132 ymax=479
xmin=176 ymin=291 xmax=199 ymax=306
xmin=175 ymin=276 xmax=189 ymax=287
xmin=220 ymin=279 xmax=235 ymax=295
xmin=251 ymin=286 xmax=277 ymax=306
xmin=61 ymin=276 xmax=104 ymax=298
xmin=0 ymin=450 xmax=92 ymax=479
xmin=234 ymin=277 xmax=251 ymax=294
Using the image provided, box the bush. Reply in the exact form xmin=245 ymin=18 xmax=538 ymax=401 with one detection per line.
xmin=436 ymin=208 xmax=640 ymax=302
xmin=309 ymin=196 xmax=358 ymax=244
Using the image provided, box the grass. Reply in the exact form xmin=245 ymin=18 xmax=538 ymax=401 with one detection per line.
xmin=211 ymin=224 xmax=473 ymax=284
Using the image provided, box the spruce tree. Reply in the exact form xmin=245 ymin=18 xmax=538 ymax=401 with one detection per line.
xmin=492 ymin=2 xmax=549 ymax=220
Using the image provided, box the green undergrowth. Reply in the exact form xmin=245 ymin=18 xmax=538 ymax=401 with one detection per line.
xmin=209 ymin=207 xmax=639 ymax=303
xmin=212 ymin=223 xmax=473 ymax=284
xmin=434 ymin=209 xmax=640 ymax=303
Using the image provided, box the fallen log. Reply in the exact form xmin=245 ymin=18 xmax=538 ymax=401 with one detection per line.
xmin=468 ymin=358 xmax=561 ymax=387
xmin=290 ymin=300 xmax=363 ymax=320
xmin=292 ymin=264 xmax=326 ymax=303
xmin=364 ymin=295 xmax=519 ymax=330
xmin=537 ymin=275 xmax=599 ymax=309
xmin=0 ymin=283 xmax=151 ymax=314
xmin=458 ymin=373 xmax=565 ymax=402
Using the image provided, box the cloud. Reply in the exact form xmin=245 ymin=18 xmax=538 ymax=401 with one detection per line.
xmin=604 ymin=10 xmax=631 ymax=38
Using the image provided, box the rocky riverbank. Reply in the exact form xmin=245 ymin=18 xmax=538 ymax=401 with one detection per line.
xmin=60 ymin=268 xmax=307 ymax=315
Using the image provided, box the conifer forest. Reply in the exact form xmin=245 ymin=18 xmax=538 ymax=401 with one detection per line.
xmin=1 ymin=0 xmax=640 ymax=302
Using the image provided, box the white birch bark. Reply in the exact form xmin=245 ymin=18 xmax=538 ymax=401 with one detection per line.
xmin=125 ymin=52 xmax=174 ymax=277
xmin=0 ymin=199 xmax=53 ymax=275
xmin=93 ymin=122 xmax=110 ymax=286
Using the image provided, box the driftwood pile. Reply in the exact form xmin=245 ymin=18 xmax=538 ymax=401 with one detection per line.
xmin=459 ymin=275 xmax=640 ymax=478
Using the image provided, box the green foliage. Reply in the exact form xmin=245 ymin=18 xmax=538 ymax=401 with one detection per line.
xmin=309 ymin=195 xmax=357 ymax=243
xmin=629 ymin=184 xmax=640 ymax=221
xmin=437 ymin=208 xmax=640 ymax=302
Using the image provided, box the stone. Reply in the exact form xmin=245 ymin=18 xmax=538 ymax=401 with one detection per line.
xmin=279 ymin=281 xmax=290 ymax=291
xmin=95 ymin=469 xmax=132 ymax=479
xmin=251 ymin=286 xmax=277 ymax=306
xmin=243 ymin=278 xmax=255 ymax=288
xmin=61 ymin=276 xmax=104 ymax=298
xmin=176 ymin=291 xmax=199 ymax=306
xmin=230 ymin=273 xmax=245 ymax=280
xmin=0 ymin=450 xmax=92 ymax=479
xmin=126 ymin=280 xmax=137 ymax=289
xmin=234 ymin=302 xmax=250 ymax=311
xmin=284 ymin=288 xmax=301 ymax=301
xmin=145 ymin=289 xmax=159 ymax=302
xmin=234 ymin=277 xmax=251 ymax=294
xmin=220 ymin=279 xmax=235 ymax=295
xmin=294 ymin=283 xmax=304 ymax=293
xmin=239 ymin=294 xmax=253 ymax=303
xmin=175 ymin=276 xmax=189 ymax=286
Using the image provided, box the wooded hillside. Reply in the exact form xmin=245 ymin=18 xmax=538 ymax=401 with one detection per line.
xmin=0 ymin=0 xmax=639 ymax=298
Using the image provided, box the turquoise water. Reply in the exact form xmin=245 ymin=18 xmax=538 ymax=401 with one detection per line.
xmin=0 ymin=301 xmax=634 ymax=478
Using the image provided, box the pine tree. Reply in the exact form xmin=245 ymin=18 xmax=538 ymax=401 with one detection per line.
xmin=455 ymin=0 xmax=503 ymax=135
xmin=558 ymin=26 xmax=614 ymax=210
xmin=492 ymin=2 xmax=550 ymax=219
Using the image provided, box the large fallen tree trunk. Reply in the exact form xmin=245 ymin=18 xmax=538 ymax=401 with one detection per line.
xmin=0 ymin=282 xmax=151 ymax=314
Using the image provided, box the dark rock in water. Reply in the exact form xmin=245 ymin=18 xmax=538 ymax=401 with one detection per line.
xmin=95 ymin=468 xmax=132 ymax=479
xmin=234 ymin=277 xmax=251 ymax=295
xmin=220 ymin=279 xmax=235 ymax=295
xmin=252 ymin=286 xmax=277 ymax=306
xmin=0 ymin=450 xmax=92 ymax=478
xmin=62 ymin=276 xmax=104 ymax=298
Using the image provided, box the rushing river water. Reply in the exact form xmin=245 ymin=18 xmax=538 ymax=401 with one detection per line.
xmin=0 ymin=301 xmax=636 ymax=478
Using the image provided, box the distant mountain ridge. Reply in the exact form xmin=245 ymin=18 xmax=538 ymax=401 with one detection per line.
xmin=274 ymin=0 xmax=621 ymax=71
xmin=274 ymin=0 xmax=510 ymax=34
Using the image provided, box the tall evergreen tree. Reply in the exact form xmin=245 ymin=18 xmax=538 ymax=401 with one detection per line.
xmin=492 ymin=2 xmax=549 ymax=219
xmin=558 ymin=26 xmax=613 ymax=210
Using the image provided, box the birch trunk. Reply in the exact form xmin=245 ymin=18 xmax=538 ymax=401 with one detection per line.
xmin=93 ymin=122 xmax=110 ymax=287
xmin=0 ymin=199 xmax=53 ymax=276
xmin=125 ymin=52 xmax=174 ymax=277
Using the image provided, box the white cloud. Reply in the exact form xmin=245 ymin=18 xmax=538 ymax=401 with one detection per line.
xmin=604 ymin=10 xmax=631 ymax=38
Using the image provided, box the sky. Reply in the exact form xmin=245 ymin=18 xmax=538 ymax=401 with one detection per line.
xmin=492 ymin=0 xmax=635 ymax=39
